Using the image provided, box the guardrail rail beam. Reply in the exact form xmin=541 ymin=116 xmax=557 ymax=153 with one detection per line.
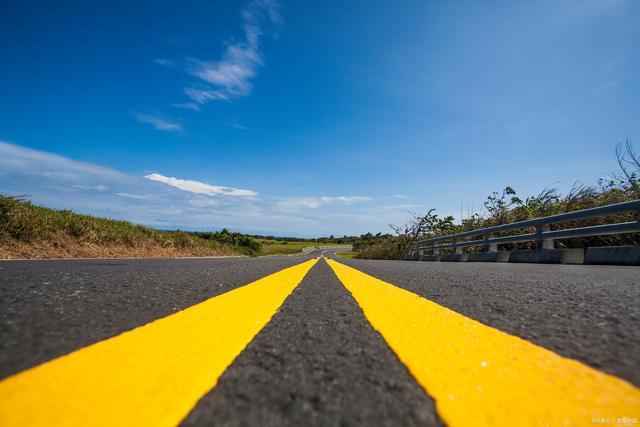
xmin=408 ymin=199 xmax=640 ymax=265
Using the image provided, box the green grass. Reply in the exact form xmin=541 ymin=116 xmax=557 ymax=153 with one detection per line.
xmin=336 ymin=251 xmax=357 ymax=259
xmin=0 ymin=195 xmax=243 ymax=257
xmin=256 ymin=239 xmax=317 ymax=256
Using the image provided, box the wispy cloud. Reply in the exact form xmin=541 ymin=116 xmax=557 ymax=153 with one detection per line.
xmin=172 ymin=102 xmax=201 ymax=111
xmin=0 ymin=140 xmax=135 ymax=183
xmin=136 ymin=1 xmax=281 ymax=132
xmin=183 ymin=86 xmax=227 ymax=104
xmin=144 ymin=173 xmax=258 ymax=197
xmin=326 ymin=196 xmax=373 ymax=203
xmin=71 ymin=184 xmax=109 ymax=192
xmin=153 ymin=58 xmax=173 ymax=66
xmin=0 ymin=141 xmax=414 ymax=236
xmin=134 ymin=112 xmax=183 ymax=132
xmin=276 ymin=196 xmax=373 ymax=210
xmin=116 ymin=192 xmax=158 ymax=200
xmin=184 ymin=0 xmax=281 ymax=105
xmin=230 ymin=120 xmax=251 ymax=130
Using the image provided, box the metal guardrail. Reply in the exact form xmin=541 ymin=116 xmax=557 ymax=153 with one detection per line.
xmin=409 ymin=200 xmax=640 ymax=256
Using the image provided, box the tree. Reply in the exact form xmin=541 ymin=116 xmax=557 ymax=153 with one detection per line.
xmin=390 ymin=209 xmax=455 ymax=240
xmin=615 ymin=138 xmax=640 ymax=197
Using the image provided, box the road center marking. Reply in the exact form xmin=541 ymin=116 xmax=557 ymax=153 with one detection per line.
xmin=326 ymin=259 xmax=640 ymax=426
xmin=0 ymin=257 xmax=319 ymax=427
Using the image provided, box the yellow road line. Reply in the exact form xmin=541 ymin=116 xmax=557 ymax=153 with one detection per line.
xmin=326 ymin=259 xmax=640 ymax=427
xmin=0 ymin=258 xmax=319 ymax=427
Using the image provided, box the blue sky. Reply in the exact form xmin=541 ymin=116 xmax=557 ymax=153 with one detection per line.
xmin=1 ymin=0 xmax=639 ymax=236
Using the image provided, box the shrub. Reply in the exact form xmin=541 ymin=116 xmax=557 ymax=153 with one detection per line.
xmin=355 ymin=141 xmax=640 ymax=259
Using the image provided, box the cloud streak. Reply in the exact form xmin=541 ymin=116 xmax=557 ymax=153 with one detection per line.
xmin=184 ymin=0 xmax=281 ymax=105
xmin=276 ymin=196 xmax=373 ymax=210
xmin=153 ymin=58 xmax=173 ymax=66
xmin=136 ymin=1 xmax=281 ymax=132
xmin=134 ymin=112 xmax=183 ymax=132
xmin=144 ymin=173 xmax=258 ymax=197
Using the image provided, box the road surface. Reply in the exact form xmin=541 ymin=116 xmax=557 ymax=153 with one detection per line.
xmin=0 ymin=250 xmax=638 ymax=426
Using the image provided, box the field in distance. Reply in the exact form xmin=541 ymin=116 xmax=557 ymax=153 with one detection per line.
xmin=256 ymin=239 xmax=316 ymax=256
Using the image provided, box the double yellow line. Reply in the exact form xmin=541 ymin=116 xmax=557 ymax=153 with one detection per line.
xmin=1 ymin=256 xmax=638 ymax=426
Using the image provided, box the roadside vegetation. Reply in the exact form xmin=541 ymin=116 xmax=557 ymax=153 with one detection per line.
xmin=0 ymin=197 xmax=256 ymax=259
xmin=354 ymin=140 xmax=640 ymax=260
xmin=0 ymin=197 xmax=335 ymax=259
xmin=336 ymin=251 xmax=357 ymax=260
xmin=4 ymin=141 xmax=636 ymax=260
xmin=255 ymin=239 xmax=316 ymax=256
xmin=192 ymin=229 xmax=261 ymax=256
xmin=0 ymin=197 xmax=350 ymax=259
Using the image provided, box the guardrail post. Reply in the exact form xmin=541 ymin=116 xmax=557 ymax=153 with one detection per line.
xmin=484 ymin=234 xmax=497 ymax=252
xmin=535 ymin=224 xmax=554 ymax=250
xmin=409 ymin=200 xmax=640 ymax=260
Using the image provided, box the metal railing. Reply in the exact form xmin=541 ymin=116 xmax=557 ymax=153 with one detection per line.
xmin=409 ymin=200 xmax=640 ymax=257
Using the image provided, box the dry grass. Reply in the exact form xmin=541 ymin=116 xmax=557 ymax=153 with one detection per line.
xmin=0 ymin=196 xmax=241 ymax=259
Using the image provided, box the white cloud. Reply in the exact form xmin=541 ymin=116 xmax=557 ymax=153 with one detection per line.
xmin=188 ymin=198 xmax=221 ymax=207
xmin=325 ymin=196 xmax=373 ymax=203
xmin=230 ymin=120 xmax=251 ymax=130
xmin=184 ymin=0 xmax=281 ymax=105
xmin=137 ymin=1 xmax=281 ymax=133
xmin=0 ymin=141 xmax=414 ymax=236
xmin=378 ymin=204 xmax=420 ymax=211
xmin=183 ymin=86 xmax=228 ymax=103
xmin=134 ymin=112 xmax=183 ymax=132
xmin=276 ymin=198 xmax=323 ymax=209
xmin=277 ymin=196 xmax=373 ymax=210
xmin=0 ymin=140 xmax=135 ymax=183
xmin=71 ymin=184 xmax=109 ymax=192
xmin=153 ymin=58 xmax=173 ymax=66
xmin=144 ymin=173 xmax=258 ymax=197
xmin=115 ymin=192 xmax=157 ymax=200
xmin=172 ymin=102 xmax=201 ymax=111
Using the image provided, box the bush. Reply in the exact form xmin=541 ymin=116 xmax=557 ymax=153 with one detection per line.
xmin=355 ymin=141 xmax=640 ymax=259
xmin=192 ymin=229 xmax=262 ymax=256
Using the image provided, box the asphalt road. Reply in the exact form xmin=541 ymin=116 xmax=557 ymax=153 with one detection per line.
xmin=333 ymin=253 xmax=640 ymax=387
xmin=1 ymin=250 xmax=638 ymax=426
xmin=0 ymin=255 xmax=310 ymax=378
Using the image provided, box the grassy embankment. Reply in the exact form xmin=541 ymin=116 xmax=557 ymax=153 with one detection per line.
xmin=0 ymin=196 xmax=253 ymax=259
